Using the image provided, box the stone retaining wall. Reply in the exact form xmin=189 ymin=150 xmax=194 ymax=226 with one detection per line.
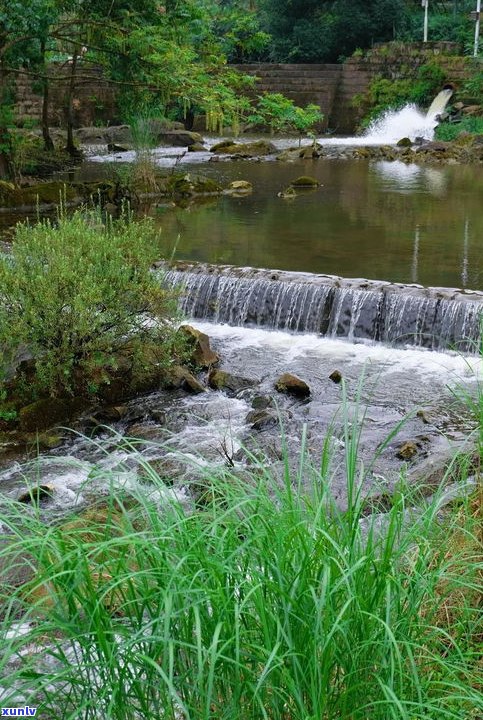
xmin=12 ymin=44 xmax=477 ymax=134
xmin=13 ymin=66 xmax=118 ymax=128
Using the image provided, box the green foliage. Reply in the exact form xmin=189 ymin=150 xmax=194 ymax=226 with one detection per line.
xmin=260 ymin=0 xmax=408 ymax=62
xmin=248 ymin=93 xmax=323 ymax=136
xmin=461 ymin=72 xmax=483 ymax=104
xmin=435 ymin=116 xmax=483 ymax=141
xmin=0 ymin=208 xmax=179 ymax=399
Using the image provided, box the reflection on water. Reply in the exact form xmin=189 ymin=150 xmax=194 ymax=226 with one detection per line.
xmin=153 ymin=159 xmax=483 ymax=289
xmin=373 ymin=161 xmax=447 ymax=196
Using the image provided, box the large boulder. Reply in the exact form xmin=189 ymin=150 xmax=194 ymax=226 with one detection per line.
xmin=74 ymin=126 xmax=108 ymax=144
xmin=157 ymin=130 xmax=203 ymax=147
xmin=275 ymin=373 xmax=311 ymax=398
xmin=212 ymin=140 xmax=276 ymax=157
xmin=104 ymin=125 xmax=133 ymax=145
xmin=178 ymin=325 xmax=219 ymax=368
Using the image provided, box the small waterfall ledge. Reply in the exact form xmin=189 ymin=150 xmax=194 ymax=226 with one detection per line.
xmin=162 ymin=263 xmax=483 ymax=352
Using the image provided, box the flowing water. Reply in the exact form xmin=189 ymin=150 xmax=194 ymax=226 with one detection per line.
xmin=1 ymin=114 xmax=482 ymax=513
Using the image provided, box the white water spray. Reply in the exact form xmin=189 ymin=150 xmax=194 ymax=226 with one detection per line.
xmin=318 ymin=88 xmax=453 ymax=147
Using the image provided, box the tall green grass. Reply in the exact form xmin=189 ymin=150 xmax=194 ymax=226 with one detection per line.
xmin=0 ymin=423 xmax=481 ymax=719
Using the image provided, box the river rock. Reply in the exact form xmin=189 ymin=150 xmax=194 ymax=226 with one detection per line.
xmin=396 ymin=440 xmax=419 ymax=460
xmin=290 ymin=175 xmax=319 ymax=187
xmin=329 ymin=370 xmax=342 ymax=384
xmin=158 ymin=129 xmax=203 ymax=147
xmin=211 ymin=140 xmax=276 ymax=157
xmin=104 ymin=125 xmax=133 ymax=145
xmin=396 ymin=137 xmax=412 ymax=147
xmin=251 ymin=394 xmax=275 ymax=410
xmin=17 ymin=483 xmax=55 ymax=504
xmin=74 ymin=126 xmax=108 ymax=144
xmin=165 ymin=364 xmax=205 ymax=393
xmin=245 ymin=409 xmax=277 ymax=431
xmin=178 ymin=325 xmax=219 ymax=367
xmin=208 ymin=369 xmax=256 ymax=394
xmin=275 ymin=373 xmax=311 ymax=398
xmin=226 ymin=180 xmax=253 ymax=193
xmin=166 ymin=173 xmax=223 ymax=196
xmin=188 ymin=143 xmax=208 ymax=152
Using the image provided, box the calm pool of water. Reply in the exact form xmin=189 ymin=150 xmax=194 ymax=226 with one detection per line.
xmin=153 ymin=158 xmax=483 ymax=289
xmin=4 ymin=156 xmax=483 ymax=289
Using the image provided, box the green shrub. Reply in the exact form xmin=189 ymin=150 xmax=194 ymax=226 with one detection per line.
xmin=435 ymin=116 xmax=483 ymax=141
xmin=0 ymin=208 xmax=180 ymax=399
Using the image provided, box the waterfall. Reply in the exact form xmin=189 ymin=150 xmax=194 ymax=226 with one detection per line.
xmin=164 ymin=263 xmax=483 ymax=352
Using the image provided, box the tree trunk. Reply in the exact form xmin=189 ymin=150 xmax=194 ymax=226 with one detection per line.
xmin=40 ymin=40 xmax=54 ymax=152
xmin=64 ymin=49 xmax=79 ymax=158
xmin=0 ymin=60 xmax=14 ymax=181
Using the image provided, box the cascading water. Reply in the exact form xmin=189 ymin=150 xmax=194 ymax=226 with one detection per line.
xmin=164 ymin=263 xmax=483 ymax=352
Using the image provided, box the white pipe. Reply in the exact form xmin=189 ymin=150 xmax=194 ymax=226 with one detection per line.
xmin=474 ymin=0 xmax=481 ymax=57
xmin=423 ymin=0 xmax=429 ymax=43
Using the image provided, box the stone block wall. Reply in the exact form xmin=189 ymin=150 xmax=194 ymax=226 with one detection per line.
xmin=12 ymin=65 xmax=118 ymax=128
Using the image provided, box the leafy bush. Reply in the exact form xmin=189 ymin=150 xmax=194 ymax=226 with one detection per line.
xmin=248 ymin=93 xmax=323 ymax=137
xmin=435 ymin=116 xmax=483 ymax=141
xmin=0 ymin=208 xmax=180 ymax=399
xmin=461 ymin=72 xmax=483 ymax=104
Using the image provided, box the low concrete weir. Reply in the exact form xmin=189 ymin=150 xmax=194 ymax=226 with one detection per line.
xmin=163 ymin=263 xmax=483 ymax=352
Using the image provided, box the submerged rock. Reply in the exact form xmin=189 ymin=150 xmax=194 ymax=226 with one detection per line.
xmin=275 ymin=373 xmax=311 ymax=398
xmin=290 ymin=175 xmax=319 ymax=187
xmin=245 ymin=409 xmax=277 ymax=431
xmin=208 ymin=369 xmax=256 ymax=394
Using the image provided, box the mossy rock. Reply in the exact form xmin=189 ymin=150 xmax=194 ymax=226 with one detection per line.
xmin=290 ymin=176 xmax=319 ymax=187
xmin=210 ymin=139 xmax=235 ymax=152
xmin=212 ymin=140 xmax=276 ymax=157
xmin=19 ymin=397 xmax=86 ymax=432
xmin=166 ymin=173 xmax=223 ymax=196
xmin=396 ymin=137 xmax=413 ymax=147
xmin=0 ymin=181 xmax=79 ymax=208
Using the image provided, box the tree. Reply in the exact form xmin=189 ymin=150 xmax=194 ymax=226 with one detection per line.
xmin=260 ymin=0 xmax=408 ymax=62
